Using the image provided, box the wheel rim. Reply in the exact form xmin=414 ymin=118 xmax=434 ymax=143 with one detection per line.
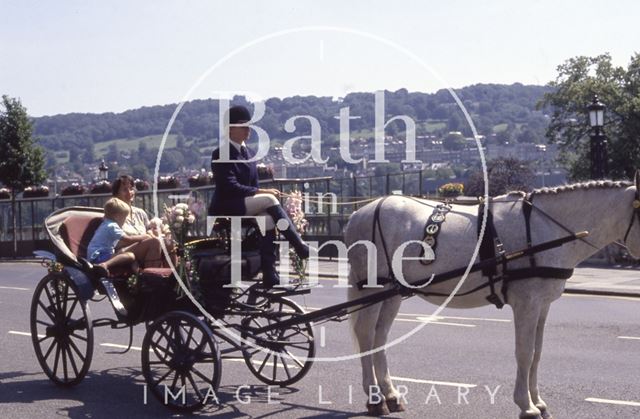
xmin=241 ymin=297 xmax=315 ymax=387
xmin=142 ymin=311 xmax=221 ymax=411
xmin=30 ymin=273 xmax=93 ymax=386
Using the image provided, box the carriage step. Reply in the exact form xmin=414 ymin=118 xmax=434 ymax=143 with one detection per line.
xmin=99 ymin=279 xmax=128 ymax=320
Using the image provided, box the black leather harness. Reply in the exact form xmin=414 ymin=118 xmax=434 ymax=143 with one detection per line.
xmin=360 ymin=195 xmax=577 ymax=309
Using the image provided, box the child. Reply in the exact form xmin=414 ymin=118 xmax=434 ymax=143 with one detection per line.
xmin=87 ymin=197 xmax=152 ymax=277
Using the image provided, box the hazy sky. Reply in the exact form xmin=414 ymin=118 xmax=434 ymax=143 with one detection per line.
xmin=2 ymin=0 xmax=638 ymax=116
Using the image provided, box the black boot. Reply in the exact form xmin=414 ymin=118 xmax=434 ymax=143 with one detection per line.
xmin=259 ymin=229 xmax=280 ymax=288
xmin=266 ymin=205 xmax=309 ymax=259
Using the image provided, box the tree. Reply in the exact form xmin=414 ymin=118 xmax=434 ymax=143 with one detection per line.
xmin=538 ymin=53 xmax=640 ymax=180
xmin=465 ymin=157 xmax=533 ymax=197
xmin=442 ymin=132 xmax=466 ymax=151
xmin=0 ymin=95 xmax=46 ymax=256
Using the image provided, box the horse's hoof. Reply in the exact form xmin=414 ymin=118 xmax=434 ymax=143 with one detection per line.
xmin=386 ymin=397 xmax=406 ymax=412
xmin=366 ymin=401 xmax=391 ymax=416
xmin=539 ymin=409 xmax=552 ymax=419
xmin=536 ymin=403 xmax=552 ymax=419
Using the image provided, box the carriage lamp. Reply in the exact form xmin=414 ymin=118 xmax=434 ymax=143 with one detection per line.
xmin=99 ymin=159 xmax=109 ymax=181
xmin=587 ymin=95 xmax=608 ymax=180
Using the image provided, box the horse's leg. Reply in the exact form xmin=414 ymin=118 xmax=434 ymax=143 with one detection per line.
xmin=372 ymin=295 xmax=405 ymax=413
xmin=511 ymin=296 xmax=543 ymax=419
xmin=352 ymin=301 xmax=389 ymax=416
xmin=529 ymin=304 xmax=553 ymax=419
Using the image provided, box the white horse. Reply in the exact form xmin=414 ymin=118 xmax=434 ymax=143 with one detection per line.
xmin=345 ymin=175 xmax=640 ymax=419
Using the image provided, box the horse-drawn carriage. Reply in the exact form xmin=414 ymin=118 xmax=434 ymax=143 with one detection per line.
xmin=30 ymin=206 xmax=315 ymax=411
xmin=30 ymin=175 xmax=640 ymax=418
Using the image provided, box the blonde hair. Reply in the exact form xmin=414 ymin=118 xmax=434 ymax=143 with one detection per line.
xmin=104 ymin=197 xmax=130 ymax=219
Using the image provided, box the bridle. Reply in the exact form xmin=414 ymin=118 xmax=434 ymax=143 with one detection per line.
xmin=622 ymin=170 xmax=640 ymax=244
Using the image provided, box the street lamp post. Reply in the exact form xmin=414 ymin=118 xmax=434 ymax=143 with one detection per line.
xmin=587 ymin=95 xmax=608 ymax=180
xmin=99 ymin=159 xmax=109 ymax=181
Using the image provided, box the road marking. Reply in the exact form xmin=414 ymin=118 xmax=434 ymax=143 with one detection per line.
xmin=618 ymin=336 xmax=640 ymax=340
xmin=585 ymin=397 xmax=640 ymax=407
xmin=396 ymin=318 xmax=475 ymax=328
xmin=100 ymin=343 xmax=142 ymax=351
xmin=399 ymin=312 xmax=510 ymax=323
xmin=0 ymin=286 xmax=29 ymax=291
xmin=8 ymin=330 xmax=44 ymax=338
xmin=303 ymin=306 xmax=508 ymax=323
xmin=391 ymin=376 xmax=476 ymax=388
xmin=564 ymin=294 xmax=640 ymax=302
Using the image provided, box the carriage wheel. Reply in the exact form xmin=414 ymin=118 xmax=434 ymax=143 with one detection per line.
xmin=30 ymin=273 xmax=94 ymax=386
xmin=141 ymin=311 xmax=221 ymax=411
xmin=241 ymin=296 xmax=315 ymax=387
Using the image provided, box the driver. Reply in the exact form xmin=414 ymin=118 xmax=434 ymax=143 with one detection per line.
xmin=208 ymin=105 xmax=309 ymax=287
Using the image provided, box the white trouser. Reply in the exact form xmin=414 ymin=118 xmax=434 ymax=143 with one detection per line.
xmin=244 ymin=194 xmax=279 ymax=230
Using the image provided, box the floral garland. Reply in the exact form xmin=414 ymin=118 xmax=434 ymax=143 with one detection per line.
xmin=163 ymin=203 xmax=196 ymax=295
xmin=284 ymin=190 xmax=309 ymax=282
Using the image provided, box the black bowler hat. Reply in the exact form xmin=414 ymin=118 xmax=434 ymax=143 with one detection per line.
xmin=228 ymin=105 xmax=251 ymax=124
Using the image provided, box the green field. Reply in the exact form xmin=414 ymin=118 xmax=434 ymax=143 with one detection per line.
xmin=94 ymin=134 xmax=181 ymax=157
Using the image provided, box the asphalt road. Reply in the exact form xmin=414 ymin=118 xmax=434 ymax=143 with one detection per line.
xmin=1 ymin=262 xmax=639 ymax=418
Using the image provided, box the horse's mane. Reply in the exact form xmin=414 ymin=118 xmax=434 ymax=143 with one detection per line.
xmin=529 ymin=180 xmax=633 ymax=195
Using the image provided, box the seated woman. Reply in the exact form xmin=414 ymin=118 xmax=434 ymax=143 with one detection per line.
xmin=111 ymin=175 xmax=172 ymax=268
xmin=88 ymin=198 xmax=152 ymax=276
xmin=208 ymin=105 xmax=309 ymax=287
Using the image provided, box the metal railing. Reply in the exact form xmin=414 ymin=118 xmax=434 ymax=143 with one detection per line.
xmin=0 ymin=170 xmax=457 ymax=257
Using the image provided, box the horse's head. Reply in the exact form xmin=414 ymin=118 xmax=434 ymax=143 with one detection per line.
xmin=623 ymin=170 xmax=640 ymax=258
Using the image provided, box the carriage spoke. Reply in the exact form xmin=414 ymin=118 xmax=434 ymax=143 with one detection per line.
xmin=36 ymin=319 xmax=52 ymax=327
xmin=70 ymin=332 xmax=87 ymax=342
xmin=67 ymin=337 xmax=86 ymax=363
xmin=190 ymin=367 xmax=213 ymax=385
xmin=37 ymin=300 xmax=56 ymax=322
xmin=43 ymin=285 xmax=57 ymax=316
xmin=272 ymin=354 xmax=278 ymax=380
xmin=61 ymin=282 xmax=69 ymax=321
xmin=286 ymin=343 xmax=311 ymax=351
xmin=186 ymin=371 xmax=204 ymax=400
xmin=65 ymin=298 xmax=78 ymax=318
xmin=52 ymin=344 xmax=61 ymax=377
xmin=38 ymin=335 xmax=52 ymax=344
xmin=152 ymin=367 xmax=175 ymax=388
xmin=256 ymin=353 xmax=271 ymax=375
xmin=280 ymin=355 xmax=293 ymax=379
xmin=61 ymin=341 xmax=69 ymax=380
xmin=284 ymin=349 xmax=305 ymax=369
xmin=43 ymin=338 xmax=57 ymax=361
xmin=180 ymin=372 xmax=187 ymax=397
xmin=169 ymin=370 xmax=180 ymax=392
xmin=65 ymin=344 xmax=80 ymax=377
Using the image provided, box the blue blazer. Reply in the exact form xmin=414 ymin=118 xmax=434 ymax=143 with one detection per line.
xmin=208 ymin=144 xmax=259 ymax=216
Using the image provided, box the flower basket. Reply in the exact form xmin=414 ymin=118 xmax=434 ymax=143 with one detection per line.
xmin=438 ymin=182 xmax=464 ymax=198
xmin=90 ymin=180 xmax=112 ymax=194
xmin=134 ymin=179 xmax=150 ymax=191
xmin=188 ymin=172 xmax=213 ymax=187
xmin=257 ymin=164 xmax=274 ymax=181
xmin=157 ymin=176 xmax=180 ymax=190
xmin=0 ymin=188 xmax=10 ymax=200
xmin=61 ymin=183 xmax=85 ymax=196
xmin=23 ymin=185 xmax=50 ymax=198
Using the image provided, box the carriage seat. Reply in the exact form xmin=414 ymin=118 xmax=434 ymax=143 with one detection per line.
xmin=59 ymin=212 xmax=172 ymax=279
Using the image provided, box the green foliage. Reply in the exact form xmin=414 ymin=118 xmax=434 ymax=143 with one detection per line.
xmin=0 ymin=95 xmax=46 ymax=192
xmin=538 ymin=53 xmax=640 ymax=180
xmin=442 ymin=132 xmax=466 ymax=151
xmin=464 ymin=157 xmax=534 ymax=197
